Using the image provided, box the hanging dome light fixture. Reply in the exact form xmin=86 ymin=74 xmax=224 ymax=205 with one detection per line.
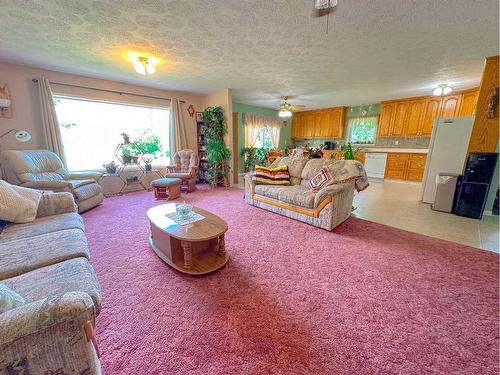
xmin=278 ymin=99 xmax=293 ymax=118
xmin=433 ymin=84 xmax=453 ymax=96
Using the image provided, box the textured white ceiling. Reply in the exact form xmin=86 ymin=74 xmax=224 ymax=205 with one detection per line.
xmin=0 ymin=0 xmax=498 ymax=110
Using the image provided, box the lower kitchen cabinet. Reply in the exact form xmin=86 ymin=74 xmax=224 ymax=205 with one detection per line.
xmin=384 ymin=153 xmax=427 ymax=182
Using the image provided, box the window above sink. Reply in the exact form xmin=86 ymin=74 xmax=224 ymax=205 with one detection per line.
xmin=348 ymin=116 xmax=378 ymax=145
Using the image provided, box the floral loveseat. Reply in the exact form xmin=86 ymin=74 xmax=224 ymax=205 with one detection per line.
xmin=244 ymin=157 xmax=368 ymax=230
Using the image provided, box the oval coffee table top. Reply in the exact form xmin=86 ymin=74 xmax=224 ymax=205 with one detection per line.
xmin=147 ymin=203 xmax=228 ymax=242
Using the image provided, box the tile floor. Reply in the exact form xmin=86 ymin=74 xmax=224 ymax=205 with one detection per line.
xmin=352 ymin=179 xmax=499 ymax=253
xmin=235 ymin=175 xmax=499 ymax=252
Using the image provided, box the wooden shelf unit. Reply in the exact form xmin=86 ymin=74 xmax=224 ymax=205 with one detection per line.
xmin=196 ymin=119 xmax=208 ymax=183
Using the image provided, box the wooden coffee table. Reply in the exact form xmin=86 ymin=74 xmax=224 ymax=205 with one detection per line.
xmin=147 ymin=203 xmax=229 ymax=275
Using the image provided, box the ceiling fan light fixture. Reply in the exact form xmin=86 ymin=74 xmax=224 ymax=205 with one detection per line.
xmin=133 ymin=56 xmax=155 ymax=75
xmin=279 ymin=109 xmax=292 ymax=118
xmin=442 ymin=86 xmax=453 ymax=95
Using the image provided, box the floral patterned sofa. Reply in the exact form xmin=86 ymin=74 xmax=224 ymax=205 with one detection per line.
xmin=244 ymin=157 xmax=368 ymax=230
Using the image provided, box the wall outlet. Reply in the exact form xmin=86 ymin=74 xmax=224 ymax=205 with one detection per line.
xmin=394 ymin=140 xmax=399 ymax=145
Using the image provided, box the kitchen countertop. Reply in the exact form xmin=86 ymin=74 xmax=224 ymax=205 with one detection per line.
xmin=356 ymin=148 xmax=428 ymax=154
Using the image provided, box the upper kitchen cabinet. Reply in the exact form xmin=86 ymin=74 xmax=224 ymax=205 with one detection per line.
xmin=391 ymin=101 xmax=410 ymax=136
xmin=291 ymin=107 xmax=345 ymax=139
xmin=405 ymin=99 xmax=426 ymax=136
xmin=421 ymin=97 xmax=442 ymax=136
xmin=439 ymin=95 xmax=462 ymax=118
xmin=458 ymin=89 xmax=480 ymax=116
xmin=377 ymin=102 xmax=395 ymax=137
xmin=377 ymin=88 xmax=479 ymax=137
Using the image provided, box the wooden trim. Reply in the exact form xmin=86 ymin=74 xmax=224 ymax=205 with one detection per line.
xmin=381 ymin=87 xmax=480 ymax=104
xmin=232 ymin=112 xmax=239 ymax=184
xmin=252 ymin=194 xmax=332 ymax=218
xmin=294 ymin=105 xmax=346 ymax=114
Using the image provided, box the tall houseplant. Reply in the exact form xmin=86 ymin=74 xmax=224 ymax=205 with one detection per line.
xmin=203 ymin=106 xmax=231 ymax=187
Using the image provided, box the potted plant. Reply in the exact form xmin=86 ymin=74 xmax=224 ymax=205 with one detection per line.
xmin=121 ymin=146 xmax=132 ymax=165
xmin=240 ymin=147 xmax=257 ymax=172
xmin=143 ymin=157 xmax=153 ymax=172
xmin=102 ymin=161 xmax=117 ymax=174
xmin=341 ymin=142 xmax=357 ymax=160
xmin=203 ymin=106 xmax=231 ymax=187
xmin=121 ymin=132 xmax=130 ymax=144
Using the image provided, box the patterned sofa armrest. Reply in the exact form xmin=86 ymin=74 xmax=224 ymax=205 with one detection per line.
xmin=314 ymin=180 xmax=355 ymax=208
xmin=37 ymin=192 xmax=78 ymax=217
xmin=0 ymin=292 xmax=95 ymax=346
xmin=0 ymin=292 xmax=99 ymax=375
xmin=21 ymin=180 xmax=71 ymax=190
xmin=244 ymin=173 xmax=256 ymax=196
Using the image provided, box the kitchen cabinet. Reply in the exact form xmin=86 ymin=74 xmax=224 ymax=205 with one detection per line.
xmin=405 ymin=100 xmax=426 ymax=136
xmin=378 ymin=88 xmax=479 ymax=137
xmin=458 ymin=89 xmax=479 ymax=116
xmin=378 ymin=102 xmax=394 ymax=137
xmin=439 ymin=95 xmax=462 ymax=118
xmin=321 ymin=150 xmax=365 ymax=165
xmin=291 ymin=107 xmax=345 ymax=139
xmin=384 ymin=152 xmax=427 ymax=182
xmin=421 ymin=97 xmax=442 ymax=136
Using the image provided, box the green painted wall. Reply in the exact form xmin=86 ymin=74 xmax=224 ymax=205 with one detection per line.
xmin=232 ymin=102 xmax=292 ymax=172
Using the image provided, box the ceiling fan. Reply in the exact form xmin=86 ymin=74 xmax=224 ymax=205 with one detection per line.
xmin=313 ymin=0 xmax=337 ymax=17
xmin=313 ymin=0 xmax=338 ymax=34
xmin=278 ymin=97 xmax=306 ymax=118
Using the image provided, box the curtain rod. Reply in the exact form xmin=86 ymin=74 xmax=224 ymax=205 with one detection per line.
xmin=31 ymin=78 xmax=185 ymax=103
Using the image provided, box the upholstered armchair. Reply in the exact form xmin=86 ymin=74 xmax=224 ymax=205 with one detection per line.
xmin=1 ymin=150 xmax=103 ymax=213
xmin=165 ymin=149 xmax=199 ymax=192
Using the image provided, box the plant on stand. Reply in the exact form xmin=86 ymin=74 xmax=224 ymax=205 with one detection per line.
xmin=102 ymin=161 xmax=117 ymax=174
xmin=143 ymin=157 xmax=153 ymax=172
xmin=202 ymin=106 xmax=231 ymax=187
xmin=121 ymin=132 xmax=130 ymax=144
xmin=121 ymin=145 xmax=132 ymax=165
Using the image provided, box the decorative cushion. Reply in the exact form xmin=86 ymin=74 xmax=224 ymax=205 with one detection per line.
xmin=252 ymin=165 xmax=290 ymax=185
xmin=309 ymin=166 xmax=334 ymax=192
xmin=0 ymin=283 xmax=25 ymax=313
xmin=0 ymin=180 xmax=43 ymax=223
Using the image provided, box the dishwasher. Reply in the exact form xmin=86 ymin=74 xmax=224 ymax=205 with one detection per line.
xmin=364 ymin=153 xmax=387 ymax=179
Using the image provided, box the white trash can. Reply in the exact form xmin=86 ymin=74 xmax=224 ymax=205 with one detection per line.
xmin=431 ymin=173 xmax=460 ymax=213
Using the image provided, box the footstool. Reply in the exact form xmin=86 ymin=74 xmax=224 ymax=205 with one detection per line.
xmin=151 ymin=178 xmax=182 ymax=200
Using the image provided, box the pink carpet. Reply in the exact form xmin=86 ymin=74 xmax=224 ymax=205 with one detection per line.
xmin=82 ymin=187 xmax=499 ymax=375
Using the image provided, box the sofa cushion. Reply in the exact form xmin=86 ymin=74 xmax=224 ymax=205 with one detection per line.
xmin=0 ymin=212 xmax=84 ymax=242
xmin=0 ymin=283 xmax=25 ymax=313
xmin=254 ymin=185 xmax=288 ymax=200
xmin=0 ymin=180 xmax=43 ymax=223
xmin=278 ymin=185 xmax=316 ymax=209
xmin=271 ymin=157 xmax=309 ymax=185
xmin=73 ymin=182 xmax=102 ymax=201
xmin=0 ymin=229 xmax=90 ymax=280
xmin=2 ymin=257 xmax=102 ymax=314
xmin=252 ymin=165 xmax=290 ymax=185
xmin=67 ymin=179 xmax=96 ymax=190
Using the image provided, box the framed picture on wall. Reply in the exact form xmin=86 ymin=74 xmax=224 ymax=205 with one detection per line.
xmin=195 ymin=112 xmax=203 ymax=123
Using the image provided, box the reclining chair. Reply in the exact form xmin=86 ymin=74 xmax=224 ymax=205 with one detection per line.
xmin=164 ymin=149 xmax=199 ymax=192
xmin=1 ymin=150 xmax=103 ymax=213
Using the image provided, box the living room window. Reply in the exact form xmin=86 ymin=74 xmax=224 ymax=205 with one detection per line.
xmin=54 ymin=96 xmax=170 ymax=171
xmin=254 ymin=127 xmax=273 ymax=149
xmin=348 ymin=116 xmax=378 ymax=145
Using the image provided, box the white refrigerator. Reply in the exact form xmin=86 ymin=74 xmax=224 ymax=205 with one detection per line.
xmin=420 ymin=116 xmax=474 ymax=204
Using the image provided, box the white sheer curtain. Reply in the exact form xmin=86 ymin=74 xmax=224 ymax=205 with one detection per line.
xmin=170 ymin=98 xmax=188 ymax=153
xmin=243 ymin=113 xmax=282 ymax=148
xmin=37 ymin=77 xmax=67 ymax=166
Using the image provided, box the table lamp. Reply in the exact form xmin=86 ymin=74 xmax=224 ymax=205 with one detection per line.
xmin=0 ymin=129 xmax=32 ymax=179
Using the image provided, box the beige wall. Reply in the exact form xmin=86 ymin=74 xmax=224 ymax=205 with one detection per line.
xmin=0 ymin=61 xmax=206 ymax=152
xmin=202 ymin=88 xmax=234 ymax=184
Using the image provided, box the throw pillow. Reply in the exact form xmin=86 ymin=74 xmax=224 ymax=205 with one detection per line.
xmin=0 ymin=180 xmax=43 ymax=223
xmin=309 ymin=166 xmax=334 ymax=192
xmin=252 ymin=165 xmax=290 ymax=185
xmin=0 ymin=283 xmax=25 ymax=313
